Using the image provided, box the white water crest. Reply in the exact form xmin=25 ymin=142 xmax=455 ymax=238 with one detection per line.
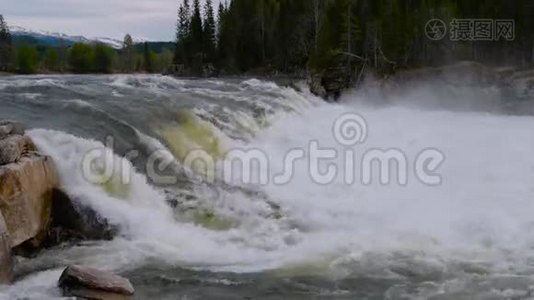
xmin=2 ymin=75 xmax=534 ymax=298
xmin=33 ymin=96 xmax=534 ymax=265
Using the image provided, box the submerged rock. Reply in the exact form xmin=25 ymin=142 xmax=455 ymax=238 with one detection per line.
xmin=191 ymin=209 xmax=237 ymax=231
xmin=58 ymin=265 xmax=134 ymax=299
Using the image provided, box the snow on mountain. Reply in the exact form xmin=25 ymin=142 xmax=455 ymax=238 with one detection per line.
xmin=92 ymin=37 xmax=123 ymax=49
xmin=9 ymin=25 xmax=147 ymax=49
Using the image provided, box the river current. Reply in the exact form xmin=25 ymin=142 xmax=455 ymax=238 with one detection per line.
xmin=0 ymin=74 xmax=533 ymax=299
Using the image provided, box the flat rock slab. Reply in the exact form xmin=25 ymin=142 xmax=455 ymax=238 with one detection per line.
xmin=59 ymin=265 xmax=134 ymax=299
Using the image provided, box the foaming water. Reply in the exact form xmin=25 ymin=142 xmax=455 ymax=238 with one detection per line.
xmin=259 ymin=102 xmax=534 ymax=249
xmin=1 ymin=75 xmax=534 ymax=298
xmin=238 ymin=97 xmax=534 ymax=298
xmin=24 ymin=129 xmax=296 ymax=272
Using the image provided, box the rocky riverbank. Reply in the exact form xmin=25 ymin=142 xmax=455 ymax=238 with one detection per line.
xmin=309 ymin=61 xmax=534 ymax=105
xmin=0 ymin=121 xmax=134 ymax=298
xmin=0 ymin=121 xmax=57 ymax=266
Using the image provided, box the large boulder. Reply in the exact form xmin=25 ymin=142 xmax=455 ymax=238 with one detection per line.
xmin=44 ymin=189 xmax=116 ymax=246
xmin=0 ymin=121 xmax=116 ymax=255
xmin=0 ymin=120 xmax=120 ymax=260
xmin=58 ymin=265 xmax=134 ymax=299
xmin=0 ymin=122 xmax=62 ymax=261
xmin=0 ymin=153 xmax=59 ymax=249
xmin=0 ymin=214 xmax=13 ymax=284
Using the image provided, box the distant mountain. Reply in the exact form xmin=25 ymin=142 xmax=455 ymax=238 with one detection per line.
xmin=9 ymin=26 xmax=149 ymax=49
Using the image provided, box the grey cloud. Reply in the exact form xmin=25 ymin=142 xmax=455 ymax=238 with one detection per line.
xmin=3 ymin=0 xmax=190 ymax=40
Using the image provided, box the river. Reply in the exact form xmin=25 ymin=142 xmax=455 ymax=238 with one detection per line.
xmin=0 ymin=74 xmax=533 ymax=299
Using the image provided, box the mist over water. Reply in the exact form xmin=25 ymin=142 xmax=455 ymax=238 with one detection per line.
xmin=0 ymin=74 xmax=533 ymax=299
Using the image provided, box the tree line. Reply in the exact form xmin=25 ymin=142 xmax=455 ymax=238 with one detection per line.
xmin=173 ymin=0 xmax=534 ymax=78
xmin=3 ymin=1 xmax=534 ymax=76
xmin=0 ymin=16 xmax=173 ymax=74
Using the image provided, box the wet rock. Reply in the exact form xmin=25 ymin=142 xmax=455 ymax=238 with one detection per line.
xmin=166 ymin=63 xmax=218 ymax=77
xmin=0 ymin=214 xmax=13 ymax=284
xmin=0 ymin=135 xmax=37 ymax=165
xmin=0 ymin=121 xmax=25 ymax=140
xmin=58 ymin=265 xmax=134 ymax=299
xmin=0 ymin=120 xmax=115 ymax=256
xmin=45 ymin=189 xmax=116 ymax=246
xmin=309 ymin=67 xmax=349 ymax=101
xmin=308 ymin=73 xmax=328 ymax=99
xmin=202 ymin=63 xmax=217 ymax=77
xmin=0 ymin=126 xmax=11 ymax=140
xmin=322 ymin=69 xmax=347 ymax=100
xmin=0 ymin=153 xmax=58 ymax=249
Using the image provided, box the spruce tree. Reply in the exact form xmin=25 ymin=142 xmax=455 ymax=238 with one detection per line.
xmin=143 ymin=42 xmax=153 ymax=73
xmin=190 ymin=0 xmax=204 ymax=64
xmin=203 ymin=0 xmax=216 ymax=63
xmin=217 ymin=2 xmax=226 ymax=48
xmin=123 ymin=34 xmax=134 ymax=72
xmin=217 ymin=2 xmax=231 ymax=70
xmin=174 ymin=0 xmax=191 ymax=65
xmin=310 ymin=1 xmax=346 ymax=71
xmin=0 ymin=15 xmax=12 ymax=72
xmin=58 ymin=38 xmax=68 ymax=72
xmin=170 ymin=0 xmax=534 ymax=76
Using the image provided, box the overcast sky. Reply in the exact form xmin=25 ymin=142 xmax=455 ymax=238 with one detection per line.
xmin=3 ymin=0 xmax=222 ymax=41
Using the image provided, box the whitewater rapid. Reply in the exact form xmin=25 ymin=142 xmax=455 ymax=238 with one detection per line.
xmin=0 ymin=75 xmax=533 ymax=299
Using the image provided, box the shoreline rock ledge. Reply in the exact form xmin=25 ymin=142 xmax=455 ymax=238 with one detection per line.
xmin=0 ymin=121 xmax=60 ymax=282
xmin=0 ymin=120 xmax=123 ymax=288
xmin=58 ymin=265 xmax=135 ymax=300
